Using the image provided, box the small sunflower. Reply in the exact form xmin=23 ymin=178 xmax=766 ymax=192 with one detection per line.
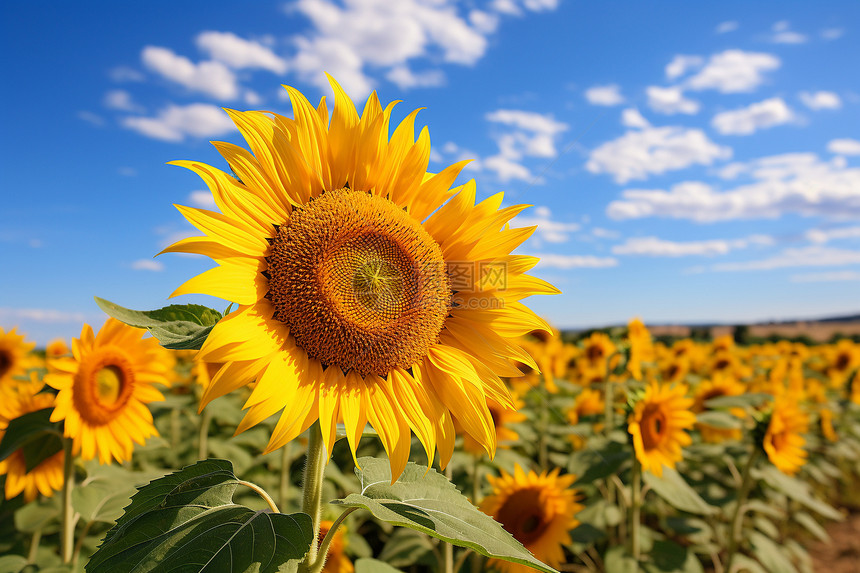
xmin=461 ymin=394 xmax=527 ymax=455
xmin=579 ymin=332 xmax=616 ymax=377
xmin=762 ymin=398 xmax=809 ymax=475
xmin=162 ymin=76 xmax=556 ymax=476
xmin=0 ymin=327 xmax=36 ymax=392
xmin=819 ymin=408 xmax=837 ymax=443
xmin=318 ymin=519 xmax=354 ymax=573
xmin=45 ymin=318 xmax=167 ymax=464
xmin=692 ymin=375 xmax=746 ymax=443
xmin=0 ymin=386 xmax=64 ymax=501
xmin=628 ymin=380 xmax=695 ymax=476
xmin=626 ymin=318 xmax=654 ymax=380
xmin=480 ymin=465 xmax=582 ymax=573
xmin=46 ymin=338 xmax=71 ymax=360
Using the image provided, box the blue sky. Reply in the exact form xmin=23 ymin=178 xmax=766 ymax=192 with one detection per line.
xmin=2 ymin=0 xmax=860 ymax=345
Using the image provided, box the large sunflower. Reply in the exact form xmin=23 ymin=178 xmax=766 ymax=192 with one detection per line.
xmin=0 ymin=327 xmax=36 ymax=392
xmin=628 ymin=380 xmax=695 ymax=476
xmin=0 ymin=386 xmax=64 ymax=501
xmin=480 ymin=466 xmax=582 ymax=573
xmin=162 ymin=76 xmax=556 ymax=476
xmin=45 ymin=318 xmax=168 ymax=464
xmin=762 ymin=398 xmax=809 ymax=475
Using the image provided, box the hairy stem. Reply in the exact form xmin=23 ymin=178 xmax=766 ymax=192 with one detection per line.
xmin=308 ymin=507 xmax=357 ymax=573
xmin=300 ymin=422 xmax=327 ymax=571
xmin=236 ymin=480 xmax=280 ymax=513
xmin=279 ymin=440 xmax=293 ymax=511
xmin=197 ymin=407 xmax=212 ymax=460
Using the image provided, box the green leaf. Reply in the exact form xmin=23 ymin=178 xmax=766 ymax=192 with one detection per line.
xmin=756 ymin=466 xmax=842 ymax=520
xmin=750 ymin=531 xmax=798 ymax=573
xmin=15 ymin=496 xmax=61 ymax=533
xmin=332 ymin=457 xmax=558 ymax=573
xmin=729 ymin=554 xmax=768 ymax=573
xmin=645 ymin=539 xmax=703 ymax=573
xmin=378 ymin=528 xmax=435 ymax=569
xmin=355 ymin=558 xmax=404 ymax=573
xmin=642 ymin=467 xmax=716 ymax=516
xmin=0 ymin=408 xmax=63 ymax=471
xmin=793 ymin=512 xmax=829 ymax=543
xmin=94 ymin=297 xmax=222 ymax=350
xmin=86 ymin=459 xmax=313 ymax=573
xmin=704 ymin=393 xmax=770 ymax=409
xmin=603 ymin=547 xmax=638 ymax=573
xmin=570 ymin=441 xmax=631 ymax=486
xmin=0 ymin=555 xmax=28 ymax=573
xmin=73 ymin=464 xmax=163 ymax=524
xmin=695 ymin=411 xmax=742 ymax=429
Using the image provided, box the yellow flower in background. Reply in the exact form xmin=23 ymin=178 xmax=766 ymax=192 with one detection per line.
xmin=827 ymin=339 xmax=860 ymax=387
xmin=819 ymin=408 xmax=837 ymax=442
xmin=481 ymin=466 xmax=582 ymax=573
xmin=566 ymin=388 xmax=605 ymax=449
xmin=763 ymin=398 xmax=809 ymax=475
xmin=579 ymin=332 xmax=616 ymax=376
xmin=45 ymin=318 xmax=167 ymax=464
xmin=162 ymin=76 xmax=556 ymax=477
xmin=460 ymin=394 xmax=527 ymax=455
xmin=692 ymin=375 xmax=746 ymax=443
xmin=318 ymin=519 xmax=354 ymax=573
xmin=0 ymin=386 xmax=64 ymax=501
xmin=46 ymin=338 xmax=71 ymax=360
xmin=0 ymin=327 xmax=36 ymax=392
xmin=628 ymin=380 xmax=695 ymax=476
xmin=626 ymin=318 xmax=654 ymax=380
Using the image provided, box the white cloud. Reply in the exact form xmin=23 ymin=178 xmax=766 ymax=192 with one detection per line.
xmin=584 ymin=84 xmax=624 ymax=106
xmin=142 ymin=46 xmax=239 ymax=100
xmin=491 ymin=0 xmax=559 ymax=15
xmin=715 ymin=21 xmax=739 ymax=34
xmin=665 ymin=55 xmax=703 ymax=80
xmin=117 ymin=167 xmax=137 ymax=177
xmin=104 ymin=89 xmax=144 ymax=112
xmin=607 ymin=153 xmax=860 ymax=221
xmin=131 ymin=259 xmax=165 ymax=272
xmin=513 ymin=206 xmax=580 ymax=243
xmin=612 ymin=235 xmax=773 ymax=257
xmin=586 ymin=127 xmax=731 ymax=184
xmin=109 ymin=66 xmax=145 ymax=82
xmin=806 ymin=226 xmax=860 ymax=244
xmin=482 ymin=109 xmax=568 ymax=182
xmin=708 ymin=246 xmax=860 ymax=271
xmin=821 ymin=28 xmax=844 ymax=41
xmin=799 ymin=90 xmax=842 ymax=110
xmin=188 ymin=190 xmax=217 ymax=209
xmin=77 ymin=111 xmax=105 ymax=127
xmin=769 ymin=21 xmax=808 ymax=44
xmin=196 ymin=31 xmax=288 ymax=73
xmin=791 ymin=270 xmax=860 ymax=283
xmin=533 ymin=254 xmax=618 ymax=269
xmin=591 ymin=227 xmax=620 ymax=240
xmin=121 ymin=103 xmax=235 ymax=142
xmin=646 ymin=86 xmax=700 ymax=115
xmin=685 ymin=50 xmax=780 ymax=93
xmin=711 ymin=97 xmax=794 ymax=136
xmin=386 ymin=65 xmax=446 ymax=89
xmin=621 ymin=108 xmax=650 ymax=129
xmin=0 ymin=308 xmax=88 ymax=323
xmin=244 ymin=90 xmax=263 ymax=106
xmin=828 ymin=138 xmax=860 ymax=156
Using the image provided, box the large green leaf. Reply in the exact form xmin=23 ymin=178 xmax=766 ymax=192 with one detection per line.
xmin=354 ymin=558 xmax=404 ymax=573
xmin=756 ymin=466 xmax=842 ymax=520
xmin=0 ymin=408 xmax=63 ymax=472
xmin=570 ymin=441 xmax=631 ymax=486
xmin=73 ymin=464 xmax=163 ymax=524
xmin=94 ymin=297 xmax=222 ymax=350
xmin=87 ymin=459 xmax=313 ymax=573
xmin=332 ymin=457 xmax=558 ymax=573
xmin=642 ymin=467 xmax=716 ymax=516
xmin=695 ymin=411 xmax=742 ymax=429
xmin=749 ymin=531 xmax=797 ymax=573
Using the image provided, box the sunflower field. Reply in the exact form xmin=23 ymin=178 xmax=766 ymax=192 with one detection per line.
xmin=1 ymin=80 xmax=859 ymax=573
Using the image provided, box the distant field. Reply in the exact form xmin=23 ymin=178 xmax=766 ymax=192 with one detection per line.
xmin=649 ymin=320 xmax=860 ymax=342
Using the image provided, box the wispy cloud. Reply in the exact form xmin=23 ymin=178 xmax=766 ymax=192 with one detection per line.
xmin=768 ymin=21 xmax=808 ymax=44
xmin=130 ymin=259 xmax=165 ymax=272
xmin=706 ymin=246 xmax=860 ymax=271
xmin=188 ymin=190 xmax=217 ymax=209
xmin=715 ymin=21 xmax=739 ymax=34
xmin=806 ymin=226 xmax=860 ymax=244
xmin=711 ymin=97 xmax=795 ymax=136
xmin=513 ymin=206 xmax=580 ymax=244
xmin=612 ymin=235 xmax=773 ymax=257
xmin=121 ymin=103 xmax=235 ymax=142
xmin=791 ymin=270 xmax=860 ymax=283
xmin=0 ymin=308 xmax=89 ymax=323
xmin=533 ymin=254 xmax=618 ymax=269
xmin=77 ymin=111 xmax=105 ymax=127
xmin=196 ymin=31 xmax=288 ymax=74
xmin=799 ymin=90 xmax=841 ymax=110
xmin=142 ymin=46 xmax=239 ymax=100
xmin=584 ymin=84 xmax=624 ymax=106
xmin=684 ymin=50 xmax=780 ymax=93
xmin=646 ymin=86 xmax=700 ymax=115
xmin=481 ymin=109 xmax=568 ymax=182
xmin=828 ymin=138 xmax=860 ymax=156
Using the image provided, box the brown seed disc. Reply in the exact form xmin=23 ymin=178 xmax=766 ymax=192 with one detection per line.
xmin=266 ymin=189 xmax=451 ymax=377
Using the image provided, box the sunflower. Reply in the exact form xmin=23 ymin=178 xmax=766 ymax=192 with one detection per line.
xmin=480 ymin=465 xmax=582 ymax=573
xmin=762 ymin=398 xmax=809 ymax=475
xmin=461 ymin=394 xmax=527 ymax=455
xmin=0 ymin=385 xmax=64 ymax=501
xmin=0 ymin=327 xmax=36 ymax=392
xmin=46 ymin=338 xmax=71 ymax=359
xmin=628 ymin=380 xmax=695 ymax=476
xmin=566 ymin=388 xmax=604 ymax=449
xmin=691 ymin=375 xmax=746 ymax=443
xmin=578 ymin=332 xmax=616 ymax=377
xmin=819 ymin=408 xmax=837 ymax=443
xmin=317 ymin=519 xmax=354 ymax=573
xmin=45 ymin=318 xmax=167 ymax=464
xmin=626 ymin=318 xmax=653 ymax=380
xmin=161 ymin=76 xmax=556 ymax=476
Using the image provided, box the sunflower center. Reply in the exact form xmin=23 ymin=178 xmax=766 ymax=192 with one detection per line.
xmin=835 ymin=353 xmax=850 ymax=371
xmin=266 ymin=188 xmax=451 ymax=377
xmin=0 ymin=350 xmax=11 ymax=379
xmin=496 ymin=488 xmax=550 ymax=545
xmin=74 ymin=349 xmax=136 ymax=425
xmin=585 ymin=345 xmax=604 ymax=362
xmin=641 ymin=404 xmax=668 ymax=449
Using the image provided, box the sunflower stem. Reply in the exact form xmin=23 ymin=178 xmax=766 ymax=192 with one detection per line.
xmin=538 ymin=390 xmax=549 ymax=468
xmin=60 ymin=437 xmax=75 ymax=564
xmin=308 ymin=507 xmax=357 ymax=573
xmin=280 ymin=440 xmax=293 ymax=511
xmin=629 ymin=458 xmax=642 ymax=562
xmin=236 ymin=480 xmax=280 ymax=513
xmin=471 ymin=456 xmax=482 ymax=505
xmin=197 ymin=407 xmax=212 ymax=460
xmin=301 ymin=422 xmax=327 ymax=571
xmin=27 ymin=528 xmax=41 ymax=564
xmin=724 ymin=448 xmax=759 ymax=573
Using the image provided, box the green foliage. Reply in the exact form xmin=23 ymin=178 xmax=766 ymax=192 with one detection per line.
xmin=642 ymin=467 xmax=716 ymax=516
xmin=94 ymin=297 xmax=221 ymax=350
xmin=354 ymin=558 xmax=403 ymax=573
xmin=333 ymin=457 xmax=558 ymax=573
xmin=0 ymin=408 xmax=63 ymax=472
xmin=87 ymin=459 xmax=313 ymax=573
